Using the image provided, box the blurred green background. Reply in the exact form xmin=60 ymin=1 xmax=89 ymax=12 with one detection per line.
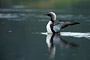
xmin=0 ymin=0 xmax=90 ymax=9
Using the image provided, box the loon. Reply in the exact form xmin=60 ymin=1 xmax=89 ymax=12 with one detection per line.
xmin=46 ymin=12 xmax=80 ymax=33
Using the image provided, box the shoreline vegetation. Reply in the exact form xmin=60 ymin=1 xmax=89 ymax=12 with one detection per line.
xmin=0 ymin=0 xmax=90 ymax=9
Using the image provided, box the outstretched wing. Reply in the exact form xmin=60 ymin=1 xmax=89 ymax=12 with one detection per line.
xmin=53 ymin=20 xmax=80 ymax=32
xmin=59 ymin=20 xmax=80 ymax=29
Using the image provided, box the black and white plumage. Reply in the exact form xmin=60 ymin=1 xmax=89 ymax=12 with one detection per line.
xmin=46 ymin=12 xmax=80 ymax=33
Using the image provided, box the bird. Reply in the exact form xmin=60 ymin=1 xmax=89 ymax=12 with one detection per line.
xmin=46 ymin=12 xmax=80 ymax=34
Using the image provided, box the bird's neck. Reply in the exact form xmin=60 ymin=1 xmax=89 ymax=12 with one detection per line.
xmin=50 ymin=16 xmax=56 ymax=23
xmin=51 ymin=18 xmax=54 ymax=23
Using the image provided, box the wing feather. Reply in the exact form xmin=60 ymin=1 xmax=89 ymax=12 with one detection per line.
xmin=53 ymin=20 xmax=80 ymax=32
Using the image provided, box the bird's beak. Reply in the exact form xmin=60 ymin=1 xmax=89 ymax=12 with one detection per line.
xmin=45 ymin=13 xmax=50 ymax=16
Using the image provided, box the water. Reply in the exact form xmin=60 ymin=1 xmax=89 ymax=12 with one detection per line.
xmin=0 ymin=9 xmax=90 ymax=60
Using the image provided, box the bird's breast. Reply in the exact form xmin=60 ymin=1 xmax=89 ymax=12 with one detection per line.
xmin=46 ymin=21 xmax=53 ymax=33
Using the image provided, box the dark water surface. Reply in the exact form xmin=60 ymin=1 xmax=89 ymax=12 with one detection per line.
xmin=0 ymin=9 xmax=90 ymax=60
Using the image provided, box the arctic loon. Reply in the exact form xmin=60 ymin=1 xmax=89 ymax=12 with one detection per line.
xmin=46 ymin=12 xmax=80 ymax=33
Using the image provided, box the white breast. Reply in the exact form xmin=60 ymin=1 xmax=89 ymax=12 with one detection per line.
xmin=46 ymin=21 xmax=53 ymax=33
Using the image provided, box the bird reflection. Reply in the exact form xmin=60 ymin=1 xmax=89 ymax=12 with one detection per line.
xmin=46 ymin=33 xmax=78 ymax=58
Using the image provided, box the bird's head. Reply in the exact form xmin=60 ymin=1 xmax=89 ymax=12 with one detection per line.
xmin=46 ymin=12 xmax=56 ymax=21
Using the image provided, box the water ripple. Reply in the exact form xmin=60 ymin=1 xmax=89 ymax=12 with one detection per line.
xmin=40 ymin=32 xmax=90 ymax=40
xmin=0 ymin=13 xmax=30 ymax=21
xmin=61 ymin=32 xmax=90 ymax=39
xmin=57 ymin=15 xmax=90 ymax=20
